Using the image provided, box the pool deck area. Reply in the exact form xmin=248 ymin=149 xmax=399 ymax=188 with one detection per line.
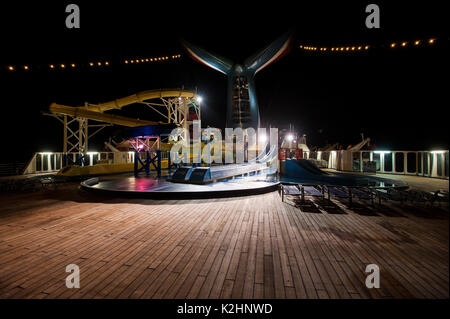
xmin=0 ymin=174 xmax=448 ymax=299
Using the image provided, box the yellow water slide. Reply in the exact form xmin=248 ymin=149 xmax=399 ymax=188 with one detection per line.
xmin=49 ymin=89 xmax=197 ymax=127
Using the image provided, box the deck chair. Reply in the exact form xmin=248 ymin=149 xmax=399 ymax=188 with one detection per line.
xmin=346 ymin=187 xmax=374 ymax=205
xmin=299 ymin=185 xmax=325 ymax=202
xmin=322 ymin=185 xmax=352 ymax=206
xmin=280 ymin=184 xmax=301 ymax=202
xmin=427 ymin=190 xmax=448 ymax=207
xmin=40 ymin=176 xmax=57 ymax=190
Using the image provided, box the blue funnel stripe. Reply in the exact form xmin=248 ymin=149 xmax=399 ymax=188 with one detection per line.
xmin=244 ymin=32 xmax=293 ymax=75
xmin=182 ymin=40 xmax=233 ymax=75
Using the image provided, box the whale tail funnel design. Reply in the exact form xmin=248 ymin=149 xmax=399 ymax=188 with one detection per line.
xmin=182 ymin=31 xmax=294 ymax=129
xmin=244 ymin=31 xmax=294 ymax=75
xmin=181 ymin=39 xmax=233 ymax=75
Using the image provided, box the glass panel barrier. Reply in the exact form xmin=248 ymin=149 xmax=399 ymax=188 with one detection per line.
xmin=395 ymin=152 xmax=404 ymax=173
xmin=407 ymin=153 xmax=416 ymax=173
xmin=384 ymin=153 xmax=392 ymax=172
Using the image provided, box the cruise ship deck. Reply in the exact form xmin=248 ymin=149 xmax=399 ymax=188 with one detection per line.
xmin=0 ymin=175 xmax=448 ymax=299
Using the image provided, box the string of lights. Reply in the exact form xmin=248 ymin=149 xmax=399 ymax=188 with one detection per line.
xmin=4 ymin=54 xmax=182 ymax=72
xmin=299 ymin=37 xmax=437 ymax=53
xmin=4 ymin=37 xmax=440 ymax=71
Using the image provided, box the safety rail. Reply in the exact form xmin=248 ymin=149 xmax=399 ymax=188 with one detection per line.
xmin=22 ymin=151 xmax=169 ymax=175
xmin=303 ymin=150 xmax=449 ymax=179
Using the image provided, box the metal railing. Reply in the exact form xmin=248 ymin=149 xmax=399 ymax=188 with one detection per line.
xmin=303 ymin=150 xmax=449 ymax=179
xmin=23 ymin=151 xmax=171 ymax=175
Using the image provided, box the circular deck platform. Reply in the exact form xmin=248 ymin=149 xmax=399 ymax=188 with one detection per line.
xmin=80 ymin=174 xmax=280 ymax=199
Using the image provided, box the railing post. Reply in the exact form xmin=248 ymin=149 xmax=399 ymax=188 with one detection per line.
xmin=392 ymin=152 xmax=396 ymax=173
xmin=415 ymin=151 xmax=418 ymax=175
xmin=360 ymin=152 xmax=363 ymax=172
xmin=404 ymin=151 xmax=408 ymax=174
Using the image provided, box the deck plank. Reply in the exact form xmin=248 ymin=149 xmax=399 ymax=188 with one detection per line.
xmin=0 ymin=186 xmax=448 ymax=299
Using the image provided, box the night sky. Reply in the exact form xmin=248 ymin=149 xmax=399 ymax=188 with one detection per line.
xmin=1 ymin=1 xmax=448 ymax=162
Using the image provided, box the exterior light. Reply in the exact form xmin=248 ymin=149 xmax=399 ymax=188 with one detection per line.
xmin=259 ymin=134 xmax=267 ymax=143
xmin=71 ymin=63 xmax=76 ymax=67
xmin=50 ymin=64 xmax=55 ymax=69
xmin=8 ymin=66 xmax=14 ymax=71
xmin=364 ymin=45 xmax=369 ymax=50
xmin=141 ymin=59 xmax=144 ymax=62
xmin=145 ymin=58 xmax=149 ymax=62
xmin=24 ymin=65 xmax=29 ymax=70
xmin=401 ymin=42 xmax=407 ymax=47
xmin=196 ymin=96 xmax=203 ymax=103
xmin=97 ymin=62 xmax=102 ymax=66
xmin=390 ymin=43 xmax=396 ymax=48
xmin=299 ymin=45 xmax=303 ymax=48
xmin=89 ymin=62 xmax=94 ymax=66
xmin=105 ymin=61 xmax=109 ymax=65
xmin=286 ymin=134 xmax=294 ymax=141
xmin=125 ymin=60 xmax=128 ymax=64
xmin=130 ymin=60 xmax=134 ymax=63
xmin=428 ymin=38 xmax=435 ymax=44
xmin=414 ymin=40 xmax=420 ymax=45
xmin=60 ymin=64 xmax=65 ymax=68
xmin=357 ymin=46 xmax=362 ymax=50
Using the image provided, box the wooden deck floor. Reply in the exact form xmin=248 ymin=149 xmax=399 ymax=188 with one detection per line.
xmin=0 ymin=183 xmax=448 ymax=299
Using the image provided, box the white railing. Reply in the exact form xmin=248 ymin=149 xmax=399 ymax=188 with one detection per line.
xmin=22 ymin=152 xmax=135 ymax=175
xmin=303 ymin=150 xmax=449 ymax=179
xmin=23 ymin=150 xmax=170 ymax=175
